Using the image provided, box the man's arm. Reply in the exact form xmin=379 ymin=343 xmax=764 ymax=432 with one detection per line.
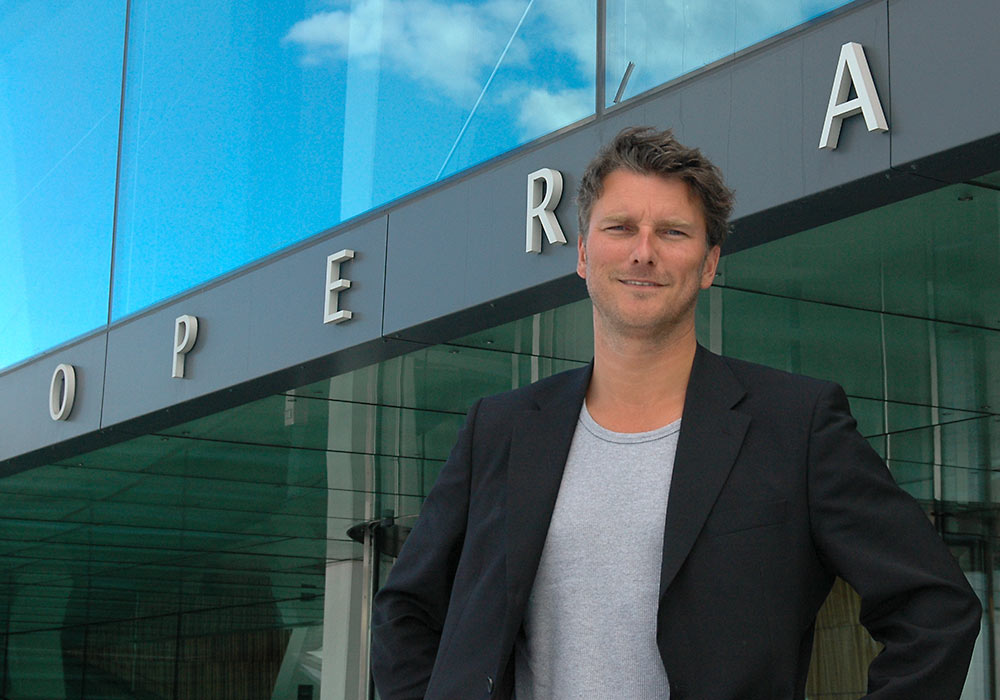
xmin=370 ymin=399 xmax=481 ymax=700
xmin=807 ymin=382 xmax=982 ymax=698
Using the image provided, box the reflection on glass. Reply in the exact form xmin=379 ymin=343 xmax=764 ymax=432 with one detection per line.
xmin=0 ymin=1 xmax=125 ymax=369
xmin=719 ymin=182 xmax=1000 ymax=331
xmin=113 ymin=0 xmax=596 ymax=320
xmin=605 ymin=0 xmax=851 ymax=105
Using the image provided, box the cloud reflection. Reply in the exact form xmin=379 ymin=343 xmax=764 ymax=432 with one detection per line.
xmin=284 ymin=0 xmax=843 ymax=141
xmin=283 ymin=0 xmax=596 ymax=141
xmin=283 ymin=0 xmax=531 ymax=102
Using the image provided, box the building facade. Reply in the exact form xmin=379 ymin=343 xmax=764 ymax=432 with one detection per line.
xmin=1 ymin=0 xmax=998 ymax=697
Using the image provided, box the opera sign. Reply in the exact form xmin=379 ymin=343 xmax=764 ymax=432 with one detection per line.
xmin=46 ymin=40 xmax=885 ymax=421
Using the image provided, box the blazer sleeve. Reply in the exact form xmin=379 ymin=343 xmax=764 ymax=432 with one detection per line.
xmin=806 ymin=382 xmax=982 ymax=699
xmin=370 ymin=398 xmax=481 ymax=700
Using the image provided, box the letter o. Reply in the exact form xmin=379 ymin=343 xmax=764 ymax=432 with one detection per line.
xmin=49 ymin=363 xmax=76 ymax=421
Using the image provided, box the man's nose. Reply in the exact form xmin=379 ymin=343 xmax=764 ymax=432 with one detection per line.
xmin=630 ymin=228 xmax=656 ymax=264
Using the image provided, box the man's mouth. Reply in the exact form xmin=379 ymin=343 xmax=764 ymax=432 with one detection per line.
xmin=620 ymin=279 xmax=662 ymax=287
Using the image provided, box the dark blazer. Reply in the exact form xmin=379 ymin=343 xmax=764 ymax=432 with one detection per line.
xmin=371 ymin=346 xmax=981 ymax=700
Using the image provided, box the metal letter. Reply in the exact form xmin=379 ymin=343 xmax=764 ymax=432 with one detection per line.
xmin=49 ymin=363 xmax=76 ymax=421
xmin=819 ymin=42 xmax=888 ymax=150
xmin=172 ymin=315 xmax=199 ymax=378
xmin=324 ymin=249 xmax=355 ymax=324
xmin=526 ymin=168 xmax=566 ymax=253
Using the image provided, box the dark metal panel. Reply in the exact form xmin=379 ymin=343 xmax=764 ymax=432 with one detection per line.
xmin=0 ymin=334 xmax=107 ymax=469
xmin=798 ymin=4 xmax=890 ymax=192
xmin=889 ymin=0 xmax=1000 ymax=177
xmin=244 ymin=218 xmax=388 ymax=378
xmin=726 ymin=43 xmax=805 ymax=214
xmin=382 ymin=129 xmax=602 ymax=341
xmin=725 ymin=16 xmax=892 ymax=220
xmin=101 ymin=218 xmax=388 ymax=428
xmin=102 ymin=273 xmax=253 ymax=427
xmin=637 ymin=69 xmax=734 ymax=181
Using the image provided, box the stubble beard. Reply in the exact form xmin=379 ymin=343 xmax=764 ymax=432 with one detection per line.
xmin=580 ymin=232 xmax=715 ymax=349
xmin=585 ymin=271 xmax=702 ymax=348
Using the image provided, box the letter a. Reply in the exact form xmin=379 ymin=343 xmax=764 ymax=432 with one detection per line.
xmin=819 ymin=42 xmax=888 ymax=150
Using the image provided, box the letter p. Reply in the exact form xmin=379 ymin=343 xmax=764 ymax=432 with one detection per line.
xmin=172 ymin=315 xmax=199 ymax=378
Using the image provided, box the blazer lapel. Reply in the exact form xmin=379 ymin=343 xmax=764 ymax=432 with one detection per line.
xmin=659 ymin=346 xmax=750 ymax=598
xmin=505 ymin=364 xmax=591 ymax=618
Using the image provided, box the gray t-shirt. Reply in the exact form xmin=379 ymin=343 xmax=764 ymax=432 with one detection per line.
xmin=514 ymin=403 xmax=679 ymax=700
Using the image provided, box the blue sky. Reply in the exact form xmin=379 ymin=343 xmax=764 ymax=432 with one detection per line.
xmin=0 ymin=0 xmax=124 ymax=369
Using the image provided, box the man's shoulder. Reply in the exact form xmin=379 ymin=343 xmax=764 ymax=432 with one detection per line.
xmin=477 ymin=363 xmax=591 ymax=413
xmin=719 ymin=352 xmax=831 ymax=387
xmin=704 ymin=348 xmax=839 ymax=403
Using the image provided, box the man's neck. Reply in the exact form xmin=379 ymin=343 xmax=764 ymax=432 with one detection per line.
xmin=586 ymin=323 xmax=698 ymax=433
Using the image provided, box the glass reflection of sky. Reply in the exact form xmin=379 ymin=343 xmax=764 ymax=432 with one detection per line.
xmin=606 ymin=0 xmax=849 ymax=104
xmin=0 ymin=1 xmax=125 ymax=370
xmin=112 ymin=0 xmax=597 ymax=320
xmin=2 ymin=0 xmax=852 ymax=369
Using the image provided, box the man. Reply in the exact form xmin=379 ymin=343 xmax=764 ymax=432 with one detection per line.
xmin=371 ymin=127 xmax=981 ymax=699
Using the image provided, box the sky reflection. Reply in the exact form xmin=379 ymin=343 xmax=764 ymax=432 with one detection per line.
xmin=1 ymin=0 xmax=849 ymax=369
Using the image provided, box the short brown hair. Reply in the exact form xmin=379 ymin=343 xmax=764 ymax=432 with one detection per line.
xmin=576 ymin=126 xmax=734 ymax=248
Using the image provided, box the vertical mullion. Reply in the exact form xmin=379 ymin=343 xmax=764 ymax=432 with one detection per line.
xmin=596 ymin=0 xmax=606 ymax=115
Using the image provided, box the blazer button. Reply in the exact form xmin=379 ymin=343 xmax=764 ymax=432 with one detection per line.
xmin=486 ymin=675 xmax=495 ymax=694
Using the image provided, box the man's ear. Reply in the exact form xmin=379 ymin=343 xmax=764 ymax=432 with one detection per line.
xmin=700 ymin=245 xmax=721 ymax=289
xmin=577 ymin=234 xmax=587 ymax=279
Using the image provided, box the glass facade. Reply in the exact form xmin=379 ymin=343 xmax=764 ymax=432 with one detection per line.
xmin=0 ymin=0 xmax=858 ymax=371
xmin=2 ymin=173 xmax=998 ymax=697
xmin=111 ymin=0 xmax=598 ymax=320
xmin=605 ymin=0 xmax=848 ymax=104
xmin=0 ymin=1 xmax=126 ymax=370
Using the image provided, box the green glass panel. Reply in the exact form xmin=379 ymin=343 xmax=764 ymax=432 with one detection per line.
xmin=157 ymin=398 xmax=465 ymax=462
xmin=719 ymin=179 xmax=1000 ymax=330
xmin=451 ymin=302 xmax=595 ymax=363
xmin=700 ymin=286 xmax=885 ymax=395
xmin=4 ymin=630 xmax=68 ymax=698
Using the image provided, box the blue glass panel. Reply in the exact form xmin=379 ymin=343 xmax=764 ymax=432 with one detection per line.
xmin=113 ymin=0 xmax=596 ymax=319
xmin=605 ymin=0 xmax=851 ymax=106
xmin=0 ymin=1 xmax=125 ymax=369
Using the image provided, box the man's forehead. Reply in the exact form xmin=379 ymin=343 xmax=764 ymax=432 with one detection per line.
xmin=592 ymin=171 xmax=704 ymax=223
xmin=596 ymin=169 xmax=697 ymax=198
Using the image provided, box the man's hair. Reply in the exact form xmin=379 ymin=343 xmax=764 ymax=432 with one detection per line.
xmin=576 ymin=126 xmax=734 ymax=248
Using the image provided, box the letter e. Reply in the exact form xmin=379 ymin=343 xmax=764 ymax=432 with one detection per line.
xmin=324 ymin=249 xmax=355 ymax=324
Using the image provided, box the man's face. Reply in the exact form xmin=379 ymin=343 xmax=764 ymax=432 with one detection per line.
xmin=577 ymin=169 xmax=720 ymax=342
